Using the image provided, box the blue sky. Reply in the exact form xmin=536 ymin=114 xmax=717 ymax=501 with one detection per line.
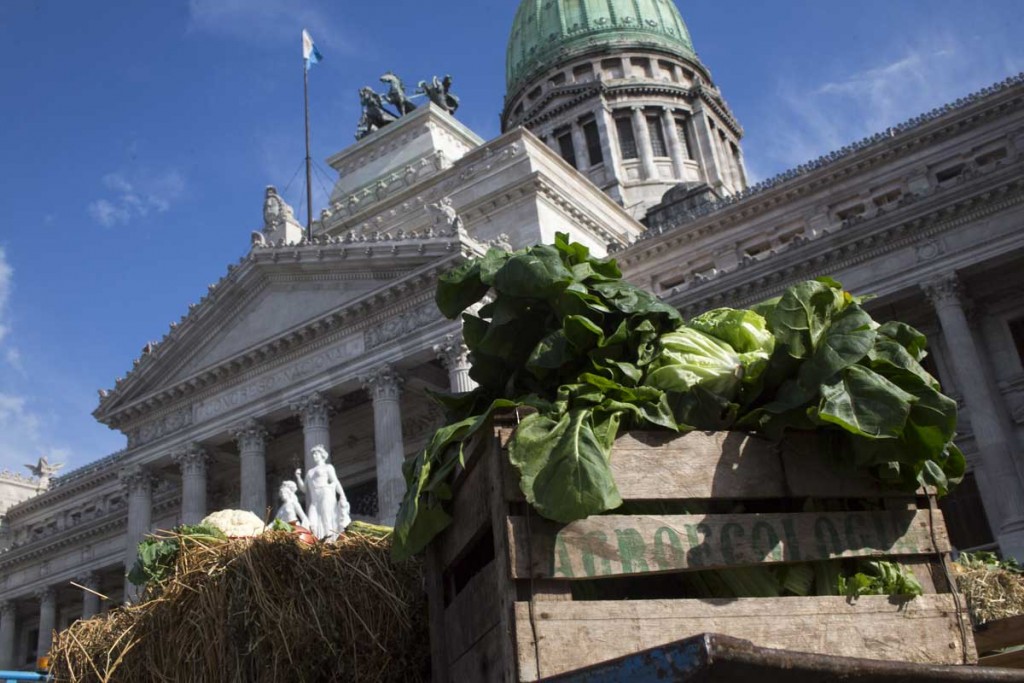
xmin=0 ymin=0 xmax=1021 ymax=475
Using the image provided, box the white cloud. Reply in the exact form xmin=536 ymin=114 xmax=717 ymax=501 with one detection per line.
xmin=87 ymin=169 xmax=186 ymax=228
xmin=187 ymin=0 xmax=341 ymax=48
xmin=745 ymin=32 xmax=1024 ymax=180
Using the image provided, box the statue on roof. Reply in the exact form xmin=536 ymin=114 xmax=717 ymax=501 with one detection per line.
xmin=426 ymin=196 xmax=464 ymax=235
xmin=418 ymin=75 xmax=459 ymax=115
xmin=380 ymin=71 xmax=417 ymax=116
xmin=25 ymin=456 xmax=63 ymax=489
xmin=356 ymin=86 xmax=399 ymax=140
xmin=260 ymin=186 xmax=304 ymax=245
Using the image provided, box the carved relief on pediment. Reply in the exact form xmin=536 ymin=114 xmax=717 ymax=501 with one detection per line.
xmin=365 ymin=306 xmax=441 ymax=349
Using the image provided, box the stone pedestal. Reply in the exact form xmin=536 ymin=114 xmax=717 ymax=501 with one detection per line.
xmin=36 ymin=587 xmax=56 ymax=660
xmin=120 ymin=465 xmax=154 ymax=602
xmin=291 ymin=392 xmax=331 ymax=470
xmin=0 ymin=600 xmax=15 ymax=669
xmin=363 ymin=364 xmax=406 ymax=526
xmin=924 ymin=275 xmax=1024 ymax=559
xmin=78 ymin=571 xmax=101 ymax=619
xmin=172 ymin=444 xmax=209 ymax=525
xmin=434 ymin=333 xmax=476 ymax=394
xmin=232 ymin=420 xmax=269 ymax=517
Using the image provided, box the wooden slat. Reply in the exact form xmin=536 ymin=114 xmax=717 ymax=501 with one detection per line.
xmin=499 ymin=431 xmax=919 ymax=503
xmin=437 ymin=441 xmax=492 ymax=569
xmin=425 ymin=545 xmax=449 ymax=683
xmin=980 ymin=648 xmax=1024 ymax=669
xmin=444 ymin=559 xmax=501 ymax=665
xmin=488 ymin=432 xmax=519 ymax=683
xmin=509 ymin=509 xmax=949 ymax=580
xmin=976 ymin=614 xmax=1024 ymax=654
xmin=449 ymin=622 xmax=506 ymax=682
xmin=513 ymin=594 xmax=974 ymax=680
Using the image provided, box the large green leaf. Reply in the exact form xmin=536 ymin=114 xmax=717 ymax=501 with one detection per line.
xmin=768 ymin=280 xmax=846 ymax=359
xmin=493 ymin=245 xmax=575 ymax=299
xmin=818 ymin=365 xmax=916 ymax=438
xmin=508 ymin=408 xmax=623 ymax=522
xmin=436 ymin=260 xmax=488 ymax=319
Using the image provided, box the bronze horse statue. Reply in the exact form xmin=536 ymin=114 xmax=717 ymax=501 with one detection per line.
xmin=356 ymin=86 xmax=398 ymax=140
xmin=380 ymin=72 xmax=417 ymax=116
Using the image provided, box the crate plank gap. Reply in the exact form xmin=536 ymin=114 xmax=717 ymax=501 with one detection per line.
xmin=424 ymin=425 xmax=974 ymax=682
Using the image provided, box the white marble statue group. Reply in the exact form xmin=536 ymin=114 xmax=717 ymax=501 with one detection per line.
xmin=275 ymin=444 xmax=351 ymax=541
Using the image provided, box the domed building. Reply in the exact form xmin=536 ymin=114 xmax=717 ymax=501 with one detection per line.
xmin=502 ymin=0 xmax=747 ymax=218
xmin=1 ymin=1 xmax=1023 ymax=673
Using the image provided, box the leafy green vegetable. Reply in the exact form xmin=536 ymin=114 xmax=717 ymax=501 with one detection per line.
xmin=127 ymin=523 xmax=226 ymax=588
xmin=394 ymin=236 xmax=963 ymax=570
xmin=838 ymin=560 xmax=924 ymax=598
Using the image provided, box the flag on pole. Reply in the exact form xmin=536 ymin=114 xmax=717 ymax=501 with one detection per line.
xmin=302 ymin=30 xmax=323 ymax=70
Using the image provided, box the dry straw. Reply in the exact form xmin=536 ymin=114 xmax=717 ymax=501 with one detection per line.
xmin=51 ymin=526 xmax=428 ymax=682
xmin=952 ymin=561 xmax=1024 ymax=626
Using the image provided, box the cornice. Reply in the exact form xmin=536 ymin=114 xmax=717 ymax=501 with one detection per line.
xmin=626 ymin=73 xmax=1024 ymax=257
xmin=667 ymin=175 xmax=1024 ymax=316
xmin=0 ymin=491 xmax=180 ymax=571
xmin=6 ymin=460 xmax=123 ymax=520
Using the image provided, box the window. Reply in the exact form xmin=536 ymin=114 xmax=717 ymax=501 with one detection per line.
xmin=548 ymin=72 xmax=566 ymax=87
xmin=675 ymin=118 xmax=693 ymax=159
xmin=631 ymin=57 xmax=652 ymax=78
xmin=601 ymin=58 xmax=623 ymax=79
xmin=572 ymin=63 xmax=594 ymax=82
xmin=556 ymin=130 xmax=577 ymax=168
xmin=616 ymin=117 xmax=638 ymax=159
xmin=935 ymin=163 xmax=965 ymax=184
xmin=1010 ymin=318 xmax=1024 ymax=367
xmin=582 ymin=119 xmax=604 ymax=166
xmin=657 ymin=60 xmax=677 ymax=81
xmin=976 ymin=147 xmax=1008 ymax=166
xmin=647 ymin=115 xmax=668 ymax=157
xmin=527 ymin=86 xmax=542 ymax=101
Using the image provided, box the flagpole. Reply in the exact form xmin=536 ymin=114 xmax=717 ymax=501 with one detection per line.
xmin=303 ymin=57 xmax=313 ymax=242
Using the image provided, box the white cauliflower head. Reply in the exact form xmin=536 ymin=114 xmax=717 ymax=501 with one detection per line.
xmin=200 ymin=509 xmax=266 ymax=537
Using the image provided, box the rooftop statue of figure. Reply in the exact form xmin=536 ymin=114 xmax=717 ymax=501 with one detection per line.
xmin=294 ymin=444 xmax=351 ymax=540
xmin=417 ymin=74 xmax=460 ymax=115
xmin=356 ymin=86 xmax=398 ymax=140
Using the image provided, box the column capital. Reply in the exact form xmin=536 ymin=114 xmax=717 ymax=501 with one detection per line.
xmin=433 ymin=334 xmax=470 ymax=372
xmin=33 ymin=586 xmax=55 ymax=604
xmin=289 ymin=391 xmax=332 ymax=429
xmin=75 ymin=571 xmax=100 ymax=590
xmin=118 ymin=465 xmax=154 ymax=495
xmin=0 ymin=600 xmax=14 ymax=617
xmin=922 ymin=273 xmax=965 ymax=309
xmin=171 ymin=444 xmax=209 ymax=475
xmin=363 ymin=363 xmax=404 ymax=401
xmin=231 ymin=419 xmax=269 ymax=452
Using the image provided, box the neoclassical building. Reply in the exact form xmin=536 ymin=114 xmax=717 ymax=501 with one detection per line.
xmin=1 ymin=0 xmax=1022 ymax=670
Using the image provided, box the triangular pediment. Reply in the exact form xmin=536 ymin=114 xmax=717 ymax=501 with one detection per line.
xmin=94 ymin=238 xmax=470 ymax=426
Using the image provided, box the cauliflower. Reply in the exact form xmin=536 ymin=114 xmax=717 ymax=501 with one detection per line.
xmin=200 ymin=509 xmax=266 ymax=537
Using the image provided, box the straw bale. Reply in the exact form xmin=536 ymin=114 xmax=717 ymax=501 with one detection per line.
xmin=50 ymin=526 xmax=428 ymax=683
xmin=952 ymin=562 xmax=1024 ymax=625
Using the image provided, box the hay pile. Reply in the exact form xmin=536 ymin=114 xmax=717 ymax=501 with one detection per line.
xmin=51 ymin=525 xmax=428 ymax=683
xmin=952 ymin=553 xmax=1024 ymax=625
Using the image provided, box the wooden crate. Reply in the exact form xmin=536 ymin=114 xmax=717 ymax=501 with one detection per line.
xmin=425 ymin=427 xmax=976 ymax=682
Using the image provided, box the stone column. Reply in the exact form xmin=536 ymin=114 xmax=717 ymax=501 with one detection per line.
xmin=0 ymin=600 xmax=15 ymax=669
xmin=924 ymin=275 xmax=1024 ymax=559
xmin=363 ymin=364 xmax=406 ymax=526
xmin=120 ymin=465 xmax=154 ymax=602
xmin=172 ymin=444 xmax=209 ymax=525
xmin=231 ymin=420 xmax=269 ymax=517
xmin=662 ymin=107 xmax=687 ymax=178
xmin=631 ymin=106 xmax=657 ymax=180
xmin=434 ymin=334 xmax=476 ymax=394
xmin=78 ymin=571 xmax=101 ymax=619
xmin=598 ymin=105 xmax=623 ymax=174
xmin=291 ymin=392 xmax=331 ymax=470
xmin=570 ymin=122 xmax=589 ymax=172
xmin=36 ymin=587 xmax=56 ymax=659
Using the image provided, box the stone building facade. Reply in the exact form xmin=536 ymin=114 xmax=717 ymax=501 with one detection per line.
xmin=1 ymin=0 xmax=1022 ymax=670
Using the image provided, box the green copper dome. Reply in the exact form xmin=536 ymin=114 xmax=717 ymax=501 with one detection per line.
xmin=506 ymin=0 xmax=696 ymax=96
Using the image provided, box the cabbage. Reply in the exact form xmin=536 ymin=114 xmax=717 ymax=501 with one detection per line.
xmin=645 ymin=328 xmax=744 ymax=398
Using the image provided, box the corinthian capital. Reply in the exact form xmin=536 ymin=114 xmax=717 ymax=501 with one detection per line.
xmin=231 ymin=419 xmax=268 ymax=452
xmin=0 ymin=600 xmax=14 ymax=617
xmin=171 ymin=444 xmax=209 ymax=475
xmin=289 ymin=391 xmax=332 ymax=429
xmin=76 ymin=571 xmax=100 ymax=590
xmin=118 ymin=465 xmax=154 ymax=495
xmin=34 ymin=586 xmax=56 ymax=605
xmin=362 ymin=363 xmax=404 ymax=401
xmin=922 ymin=273 xmax=965 ymax=308
xmin=433 ymin=333 xmax=470 ymax=371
